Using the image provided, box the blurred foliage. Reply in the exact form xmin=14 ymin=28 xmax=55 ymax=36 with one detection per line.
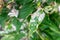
xmin=0 ymin=0 xmax=60 ymax=40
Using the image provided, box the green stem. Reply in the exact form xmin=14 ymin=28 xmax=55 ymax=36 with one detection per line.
xmin=36 ymin=31 xmax=44 ymax=40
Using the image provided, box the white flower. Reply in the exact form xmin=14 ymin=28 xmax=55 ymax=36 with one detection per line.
xmin=8 ymin=8 xmax=19 ymax=17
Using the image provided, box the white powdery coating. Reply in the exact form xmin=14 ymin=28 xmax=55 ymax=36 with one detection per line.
xmin=21 ymin=31 xmax=27 ymax=35
xmin=0 ymin=24 xmax=16 ymax=34
xmin=20 ymin=23 xmax=26 ymax=29
xmin=0 ymin=31 xmax=4 ymax=34
xmin=11 ymin=24 xmax=16 ymax=31
xmin=20 ymin=36 xmax=28 ymax=40
xmin=4 ymin=25 xmax=8 ymax=30
xmin=31 ymin=8 xmax=41 ymax=19
xmin=38 ymin=12 xmax=45 ymax=22
xmin=59 ymin=25 xmax=60 ymax=29
xmin=20 ymin=21 xmax=28 ymax=30
xmin=8 ymin=8 xmax=19 ymax=17
xmin=33 ymin=0 xmax=39 ymax=2
xmin=31 ymin=7 xmax=45 ymax=22
xmin=20 ymin=20 xmax=28 ymax=30
xmin=42 ymin=0 xmax=46 ymax=3
xmin=19 ymin=19 xmax=24 ymax=22
xmin=30 ymin=19 xmax=35 ymax=22
xmin=58 ymin=5 xmax=60 ymax=12
xmin=4 ymin=24 xmax=16 ymax=31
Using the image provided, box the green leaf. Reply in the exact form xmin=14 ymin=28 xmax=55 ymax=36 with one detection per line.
xmin=18 ymin=3 xmax=36 ymax=19
xmin=15 ymin=0 xmax=33 ymax=5
xmin=29 ymin=9 xmax=45 ymax=37
xmin=12 ymin=17 xmax=22 ymax=31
